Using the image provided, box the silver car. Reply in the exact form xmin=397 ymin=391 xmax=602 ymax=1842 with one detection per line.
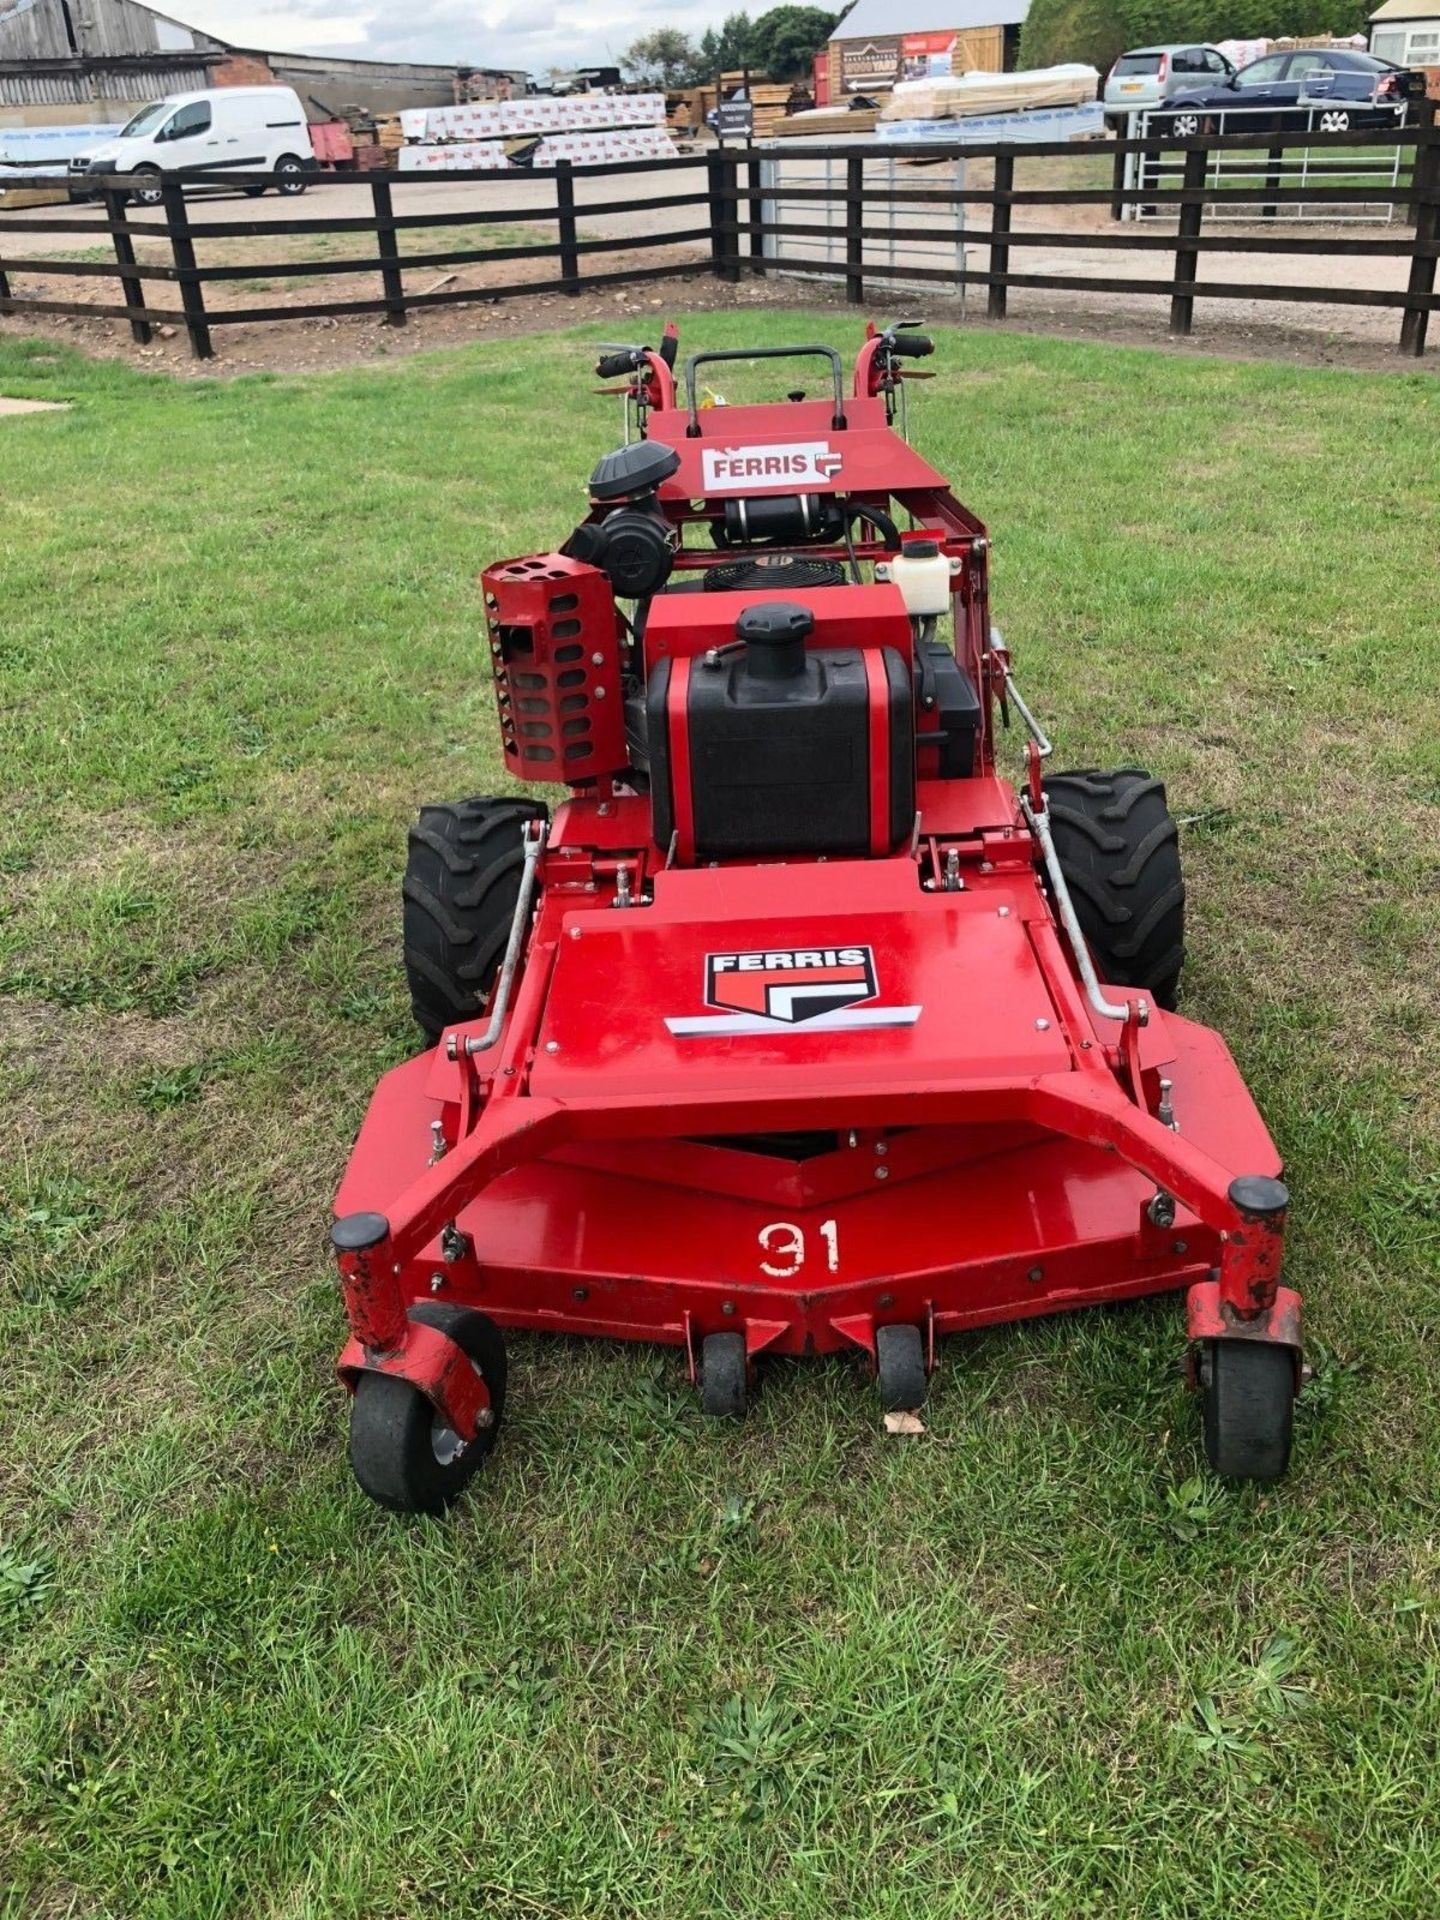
xmin=1103 ymin=44 xmax=1236 ymax=128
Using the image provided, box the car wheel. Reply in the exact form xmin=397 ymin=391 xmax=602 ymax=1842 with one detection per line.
xmin=131 ymin=166 xmax=164 ymax=208
xmin=275 ymin=154 xmax=308 ymax=196
xmin=1317 ymin=108 xmax=1351 ymax=134
xmin=1170 ymin=110 xmax=1203 ymax=139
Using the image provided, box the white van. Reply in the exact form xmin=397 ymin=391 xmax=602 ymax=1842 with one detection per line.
xmin=72 ymin=87 xmax=315 ymax=205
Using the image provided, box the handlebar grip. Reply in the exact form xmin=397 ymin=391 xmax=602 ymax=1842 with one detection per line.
xmin=595 ymin=351 xmax=638 ymax=379
xmin=890 ymin=334 xmax=934 ymax=359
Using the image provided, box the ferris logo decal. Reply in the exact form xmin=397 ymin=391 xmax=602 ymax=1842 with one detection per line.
xmin=701 ymin=441 xmax=844 ymax=493
xmin=665 ymin=944 xmax=921 ymax=1037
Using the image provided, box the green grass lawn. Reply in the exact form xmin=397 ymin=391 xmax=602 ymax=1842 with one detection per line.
xmin=2 ymin=318 xmax=1438 ymax=1920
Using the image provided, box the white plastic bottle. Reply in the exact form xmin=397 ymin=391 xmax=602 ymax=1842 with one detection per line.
xmin=878 ymin=536 xmax=952 ymax=617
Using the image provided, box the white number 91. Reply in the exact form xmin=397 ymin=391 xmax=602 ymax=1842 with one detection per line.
xmin=757 ymin=1219 xmax=839 ymax=1279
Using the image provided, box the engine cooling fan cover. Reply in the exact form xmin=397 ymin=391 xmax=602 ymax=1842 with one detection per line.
xmin=704 ymin=554 xmax=846 ymax=593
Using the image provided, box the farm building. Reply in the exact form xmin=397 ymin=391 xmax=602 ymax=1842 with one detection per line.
xmin=825 ymin=0 xmax=1029 ymax=97
xmin=1369 ymin=0 xmax=1440 ymax=89
xmin=0 ymin=0 xmax=525 ymax=130
xmin=0 ymin=0 xmax=219 ymax=125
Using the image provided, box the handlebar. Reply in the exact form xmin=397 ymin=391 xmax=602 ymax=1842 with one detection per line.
xmin=684 ymin=345 xmax=847 ymax=435
xmin=595 ymin=348 xmax=643 ymax=380
xmin=887 ymin=333 xmax=934 ymax=359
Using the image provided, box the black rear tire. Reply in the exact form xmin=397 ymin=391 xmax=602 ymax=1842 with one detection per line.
xmin=402 ymin=795 xmax=548 ymax=1045
xmin=1201 ymin=1339 xmax=1294 ymax=1482
xmin=349 ymin=1307 xmax=507 ymax=1515
xmin=1041 ymin=768 xmax=1186 ymax=1010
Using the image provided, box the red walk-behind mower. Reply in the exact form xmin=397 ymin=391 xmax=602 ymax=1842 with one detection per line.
xmin=332 ymin=322 xmax=1302 ymax=1514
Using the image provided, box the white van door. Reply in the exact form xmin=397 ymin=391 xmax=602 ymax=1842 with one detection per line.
xmin=251 ymin=92 xmax=312 ymax=197
xmin=158 ymin=97 xmax=221 ymax=167
xmin=125 ymin=98 xmax=218 ymax=204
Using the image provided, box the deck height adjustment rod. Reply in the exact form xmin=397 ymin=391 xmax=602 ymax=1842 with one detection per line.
xmin=1020 ymin=794 xmax=1146 ymax=1030
xmin=448 ymin=820 xmax=549 ymax=1059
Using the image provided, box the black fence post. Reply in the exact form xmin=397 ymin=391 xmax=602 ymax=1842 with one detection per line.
xmin=721 ymin=148 xmax=741 ymax=283
xmin=555 ymin=158 xmax=580 ymax=294
xmin=1262 ymin=145 xmax=1282 ymax=222
xmin=844 ymin=152 xmax=864 ymax=305
xmin=747 ymin=150 xmax=765 ymax=270
xmin=706 ymin=149 xmax=726 ymax=279
xmin=1169 ymin=144 xmax=1209 ymax=337
xmin=0 ymin=262 xmax=11 ymax=315
xmin=1109 ymin=136 xmax=1126 ymax=222
xmin=1400 ymin=126 xmax=1439 ymax=356
xmin=371 ymin=175 xmax=406 ymax=327
xmin=103 ymin=185 xmax=151 ymax=345
xmin=160 ymin=175 xmax=212 ymax=360
xmin=1404 ymin=98 xmax=1437 ymax=224
xmin=988 ymin=151 xmax=1014 ymax=319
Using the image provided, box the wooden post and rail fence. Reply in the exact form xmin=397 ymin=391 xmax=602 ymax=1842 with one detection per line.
xmin=0 ymin=122 xmax=1435 ymax=359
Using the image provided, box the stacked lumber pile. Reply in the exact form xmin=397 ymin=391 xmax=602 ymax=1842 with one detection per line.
xmin=770 ymin=104 xmax=882 ymax=138
xmin=878 ymin=64 xmax=1098 ymax=122
xmin=681 ymin=74 xmax=800 ymax=138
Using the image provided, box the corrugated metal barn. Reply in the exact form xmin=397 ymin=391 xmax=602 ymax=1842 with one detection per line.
xmin=0 ymin=0 xmax=526 ymax=130
xmin=0 ymin=0 xmax=219 ymax=122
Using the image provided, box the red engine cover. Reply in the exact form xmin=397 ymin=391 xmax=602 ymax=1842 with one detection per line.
xmin=482 ymin=553 xmax=628 ymax=783
xmin=643 ymin=582 xmax=913 ymax=673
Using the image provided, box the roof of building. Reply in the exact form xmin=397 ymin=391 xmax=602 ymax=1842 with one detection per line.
xmin=1370 ymin=0 xmax=1440 ymax=19
xmin=830 ymin=0 xmax=1030 ymax=41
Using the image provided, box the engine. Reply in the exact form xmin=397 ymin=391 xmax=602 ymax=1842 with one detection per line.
xmin=480 ymin=333 xmax=990 ymax=868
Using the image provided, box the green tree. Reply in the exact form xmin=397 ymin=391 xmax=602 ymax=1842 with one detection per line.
xmin=696 ymin=12 xmax=759 ymax=77
xmin=748 ymin=5 xmax=840 ymax=79
xmin=1019 ymin=0 xmax=1369 ymax=70
xmin=621 ymin=27 xmax=700 ymax=87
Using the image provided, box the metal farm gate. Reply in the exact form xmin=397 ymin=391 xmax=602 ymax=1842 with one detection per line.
xmin=755 ymin=142 xmax=969 ymax=304
xmin=1123 ymin=102 xmax=1410 ymax=222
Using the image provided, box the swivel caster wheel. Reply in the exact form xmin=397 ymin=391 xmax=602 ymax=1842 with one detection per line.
xmin=1200 ymin=1338 xmax=1294 ymax=1482
xmin=348 ymin=1308 xmax=506 ymax=1514
xmin=700 ymin=1332 xmax=748 ymax=1418
xmin=876 ymin=1323 xmax=927 ymax=1412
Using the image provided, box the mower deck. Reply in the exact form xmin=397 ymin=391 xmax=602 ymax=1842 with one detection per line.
xmin=336 ymin=786 xmax=1282 ymax=1368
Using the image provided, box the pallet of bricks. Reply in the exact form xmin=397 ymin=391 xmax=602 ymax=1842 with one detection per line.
xmin=393 ymin=93 xmax=677 ymax=171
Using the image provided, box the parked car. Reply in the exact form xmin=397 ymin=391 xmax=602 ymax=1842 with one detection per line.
xmin=69 ymin=86 xmax=316 ymax=206
xmin=1161 ymin=48 xmax=1424 ymax=136
xmin=1103 ymin=45 xmax=1235 ymax=128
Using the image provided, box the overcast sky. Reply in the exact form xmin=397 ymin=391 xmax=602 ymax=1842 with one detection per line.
xmin=169 ymin=2 xmax=747 ymax=76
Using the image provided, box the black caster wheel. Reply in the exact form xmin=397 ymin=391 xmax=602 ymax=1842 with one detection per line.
xmin=1200 ymin=1338 xmax=1294 ymax=1482
xmin=700 ymin=1331 xmax=748 ymax=1418
xmin=876 ymin=1323 xmax=927 ymax=1412
xmin=349 ymin=1307 xmax=506 ymax=1514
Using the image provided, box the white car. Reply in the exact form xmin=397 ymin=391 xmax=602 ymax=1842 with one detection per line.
xmin=71 ymin=86 xmax=315 ymax=206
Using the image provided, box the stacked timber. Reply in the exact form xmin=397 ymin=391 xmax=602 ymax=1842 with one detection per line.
xmin=770 ymin=104 xmax=881 ymax=138
xmin=877 ymin=64 xmax=1099 ymax=121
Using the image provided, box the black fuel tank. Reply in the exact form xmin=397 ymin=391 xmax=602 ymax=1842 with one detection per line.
xmin=649 ymin=601 xmax=914 ymax=860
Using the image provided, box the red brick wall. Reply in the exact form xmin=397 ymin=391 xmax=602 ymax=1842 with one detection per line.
xmin=210 ymin=54 xmax=276 ymax=89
